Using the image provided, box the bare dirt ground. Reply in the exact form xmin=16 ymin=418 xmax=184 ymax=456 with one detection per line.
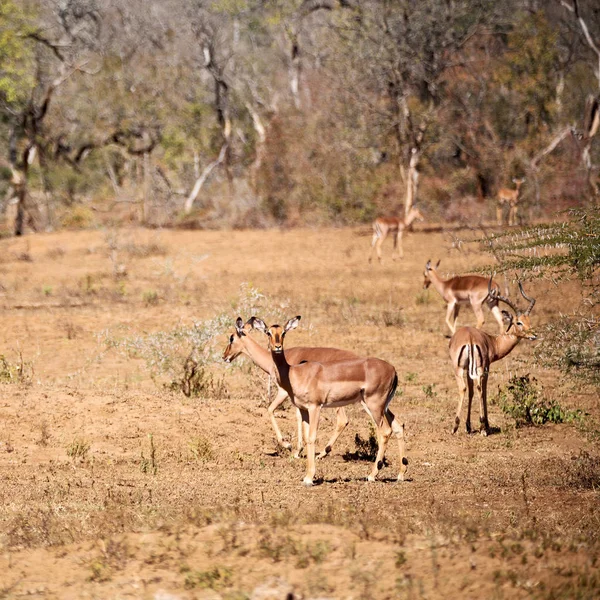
xmin=0 ymin=226 xmax=598 ymax=600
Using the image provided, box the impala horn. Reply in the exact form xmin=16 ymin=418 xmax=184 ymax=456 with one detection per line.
xmin=489 ymin=274 xmax=519 ymax=314
xmin=518 ymin=282 xmax=536 ymax=315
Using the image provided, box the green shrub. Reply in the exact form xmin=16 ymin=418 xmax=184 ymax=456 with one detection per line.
xmin=494 ymin=375 xmax=583 ymax=427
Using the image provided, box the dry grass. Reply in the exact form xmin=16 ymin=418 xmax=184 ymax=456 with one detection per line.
xmin=0 ymin=226 xmax=598 ymax=598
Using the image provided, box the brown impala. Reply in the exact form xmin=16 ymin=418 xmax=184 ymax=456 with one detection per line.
xmin=449 ymin=278 xmax=536 ymax=436
xmin=223 ymin=318 xmax=358 ymax=459
xmin=423 ymin=260 xmax=505 ymax=335
xmin=250 ymin=316 xmax=407 ymax=486
xmin=497 ymin=177 xmax=525 ymax=226
xmin=368 ymin=205 xmax=424 ymax=263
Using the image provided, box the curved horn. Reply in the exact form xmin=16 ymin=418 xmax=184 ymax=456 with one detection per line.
xmin=518 ymin=282 xmax=536 ymax=315
xmin=489 ymin=275 xmax=519 ymax=314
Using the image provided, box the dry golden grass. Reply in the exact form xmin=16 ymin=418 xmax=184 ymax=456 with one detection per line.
xmin=0 ymin=226 xmax=598 ymax=599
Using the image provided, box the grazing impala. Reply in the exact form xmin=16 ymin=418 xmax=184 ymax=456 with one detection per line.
xmin=250 ymin=316 xmax=407 ymax=486
xmin=368 ymin=205 xmax=424 ymax=263
xmin=497 ymin=177 xmax=525 ymax=226
xmin=223 ymin=319 xmax=358 ymax=458
xmin=423 ymin=260 xmax=505 ymax=335
xmin=449 ymin=278 xmax=536 ymax=436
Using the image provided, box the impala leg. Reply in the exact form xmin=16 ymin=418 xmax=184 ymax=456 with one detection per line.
xmin=508 ymin=204 xmax=517 ymax=226
xmin=374 ymin=234 xmax=386 ymax=263
xmin=303 ymin=405 xmax=321 ymax=486
xmin=453 ymin=369 xmax=467 ymax=434
xmin=317 ymin=408 xmax=348 ymax=459
xmin=267 ymin=386 xmax=293 ymax=451
xmin=496 ymin=204 xmax=503 ymax=226
xmin=479 ymin=371 xmax=490 ymax=436
xmin=368 ymin=408 xmax=392 ymax=482
xmin=466 ymin=375 xmax=475 ymax=434
xmin=293 ymin=407 xmax=304 ymax=458
xmin=368 ymin=233 xmax=378 ymax=263
xmin=446 ymin=302 xmax=458 ymax=335
xmin=472 ymin=300 xmax=485 ymax=329
xmin=490 ymin=304 xmax=504 ymax=334
xmin=397 ymin=230 xmax=404 ymax=259
xmin=386 ymin=408 xmax=408 ymax=481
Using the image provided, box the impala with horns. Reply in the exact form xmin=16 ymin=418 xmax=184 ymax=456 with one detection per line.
xmin=449 ymin=278 xmax=536 ymax=436
xmin=423 ymin=260 xmax=506 ymax=335
xmin=497 ymin=177 xmax=525 ymax=226
xmin=250 ymin=316 xmax=407 ymax=486
xmin=368 ymin=205 xmax=424 ymax=263
xmin=223 ymin=318 xmax=358 ymax=459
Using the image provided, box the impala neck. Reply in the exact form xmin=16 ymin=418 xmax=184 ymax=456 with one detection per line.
xmin=239 ymin=333 xmax=275 ymax=374
xmin=491 ymin=333 xmax=521 ymax=363
xmin=428 ymin=269 xmax=448 ymax=297
xmin=269 ymin=349 xmax=293 ymax=394
xmin=405 ymin=210 xmax=418 ymax=227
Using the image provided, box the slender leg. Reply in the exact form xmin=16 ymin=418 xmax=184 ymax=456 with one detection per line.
xmin=397 ymin=230 xmax=404 ymax=259
xmin=303 ymin=405 xmax=321 ymax=486
xmin=453 ymin=369 xmax=467 ymax=434
xmin=446 ymin=302 xmax=458 ymax=334
xmin=368 ymin=232 xmax=378 ymax=263
xmin=466 ymin=376 xmax=474 ymax=433
xmin=490 ymin=304 xmax=504 ymax=334
xmin=366 ymin=404 xmax=392 ymax=482
xmin=317 ymin=408 xmax=349 ymax=459
xmin=479 ymin=371 xmax=490 ymax=436
xmin=509 ymin=203 xmax=517 ymax=226
xmin=267 ymin=386 xmax=292 ymax=450
xmin=496 ymin=203 xmax=504 ymax=226
xmin=293 ymin=407 xmax=304 ymax=458
xmin=376 ymin=234 xmax=386 ymax=263
xmin=472 ymin=300 xmax=485 ymax=329
xmin=386 ymin=408 xmax=408 ymax=481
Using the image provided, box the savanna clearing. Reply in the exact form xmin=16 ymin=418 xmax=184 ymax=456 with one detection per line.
xmin=0 ymin=225 xmax=598 ymax=600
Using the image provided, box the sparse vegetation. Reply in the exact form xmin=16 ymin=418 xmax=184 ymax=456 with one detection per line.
xmin=493 ymin=375 xmax=583 ymax=427
xmin=66 ymin=438 xmax=90 ymax=462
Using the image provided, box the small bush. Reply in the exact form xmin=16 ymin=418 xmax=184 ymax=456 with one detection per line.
xmin=184 ymin=566 xmax=232 ymax=590
xmin=566 ymin=451 xmax=600 ymax=490
xmin=188 ymin=436 xmax=213 ymax=461
xmin=142 ymin=290 xmax=159 ymax=306
xmin=66 ymin=438 xmax=90 ymax=462
xmin=494 ymin=375 xmax=583 ymax=427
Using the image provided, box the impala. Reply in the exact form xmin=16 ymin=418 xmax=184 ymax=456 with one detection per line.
xmin=223 ymin=318 xmax=358 ymax=458
xmin=423 ymin=260 xmax=505 ymax=335
xmin=368 ymin=205 xmax=424 ymax=263
xmin=449 ymin=278 xmax=536 ymax=436
xmin=250 ymin=316 xmax=407 ymax=486
xmin=497 ymin=177 xmax=525 ymax=226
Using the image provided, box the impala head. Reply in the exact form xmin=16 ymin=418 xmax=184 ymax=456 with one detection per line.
xmin=250 ymin=316 xmax=301 ymax=354
xmin=512 ymin=177 xmax=526 ymax=188
xmin=222 ymin=317 xmax=251 ymax=363
xmin=423 ymin=259 xmax=441 ymax=289
xmin=488 ymin=276 xmax=537 ymax=339
xmin=409 ymin=206 xmax=425 ymax=221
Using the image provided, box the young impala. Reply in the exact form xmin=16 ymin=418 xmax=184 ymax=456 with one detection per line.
xmin=423 ymin=260 xmax=505 ymax=335
xmin=497 ymin=177 xmax=525 ymax=226
xmin=223 ymin=318 xmax=357 ymax=458
xmin=368 ymin=205 xmax=424 ymax=263
xmin=449 ymin=278 xmax=536 ymax=436
xmin=250 ymin=316 xmax=407 ymax=486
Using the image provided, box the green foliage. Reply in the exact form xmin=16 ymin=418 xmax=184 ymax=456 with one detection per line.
xmin=0 ymin=1 xmax=35 ymax=106
xmin=184 ymin=566 xmax=232 ymax=590
xmin=494 ymin=375 xmax=583 ymax=427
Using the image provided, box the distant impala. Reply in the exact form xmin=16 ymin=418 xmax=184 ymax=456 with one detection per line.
xmin=497 ymin=177 xmax=525 ymax=226
xmin=449 ymin=278 xmax=536 ymax=436
xmin=423 ymin=260 xmax=505 ymax=335
xmin=368 ymin=206 xmax=424 ymax=263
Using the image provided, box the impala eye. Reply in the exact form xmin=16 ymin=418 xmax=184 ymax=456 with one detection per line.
xmin=517 ymin=321 xmax=523 ymax=326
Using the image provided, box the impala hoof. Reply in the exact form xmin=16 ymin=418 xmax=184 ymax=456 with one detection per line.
xmin=280 ymin=441 xmax=292 ymax=451
xmin=302 ymin=477 xmax=314 ymax=487
xmin=367 ymin=475 xmax=376 ymax=483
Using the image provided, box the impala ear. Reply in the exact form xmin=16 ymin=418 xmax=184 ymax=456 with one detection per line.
xmin=284 ymin=316 xmax=301 ymax=333
xmin=435 ymin=259 xmax=441 ymax=268
xmin=425 ymin=259 xmax=431 ymax=270
xmin=501 ymin=310 xmax=514 ymax=332
xmin=248 ymin=316 xmax=267 ymax=333
xmin=235 ymin=317 xmax=245 ymax=335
